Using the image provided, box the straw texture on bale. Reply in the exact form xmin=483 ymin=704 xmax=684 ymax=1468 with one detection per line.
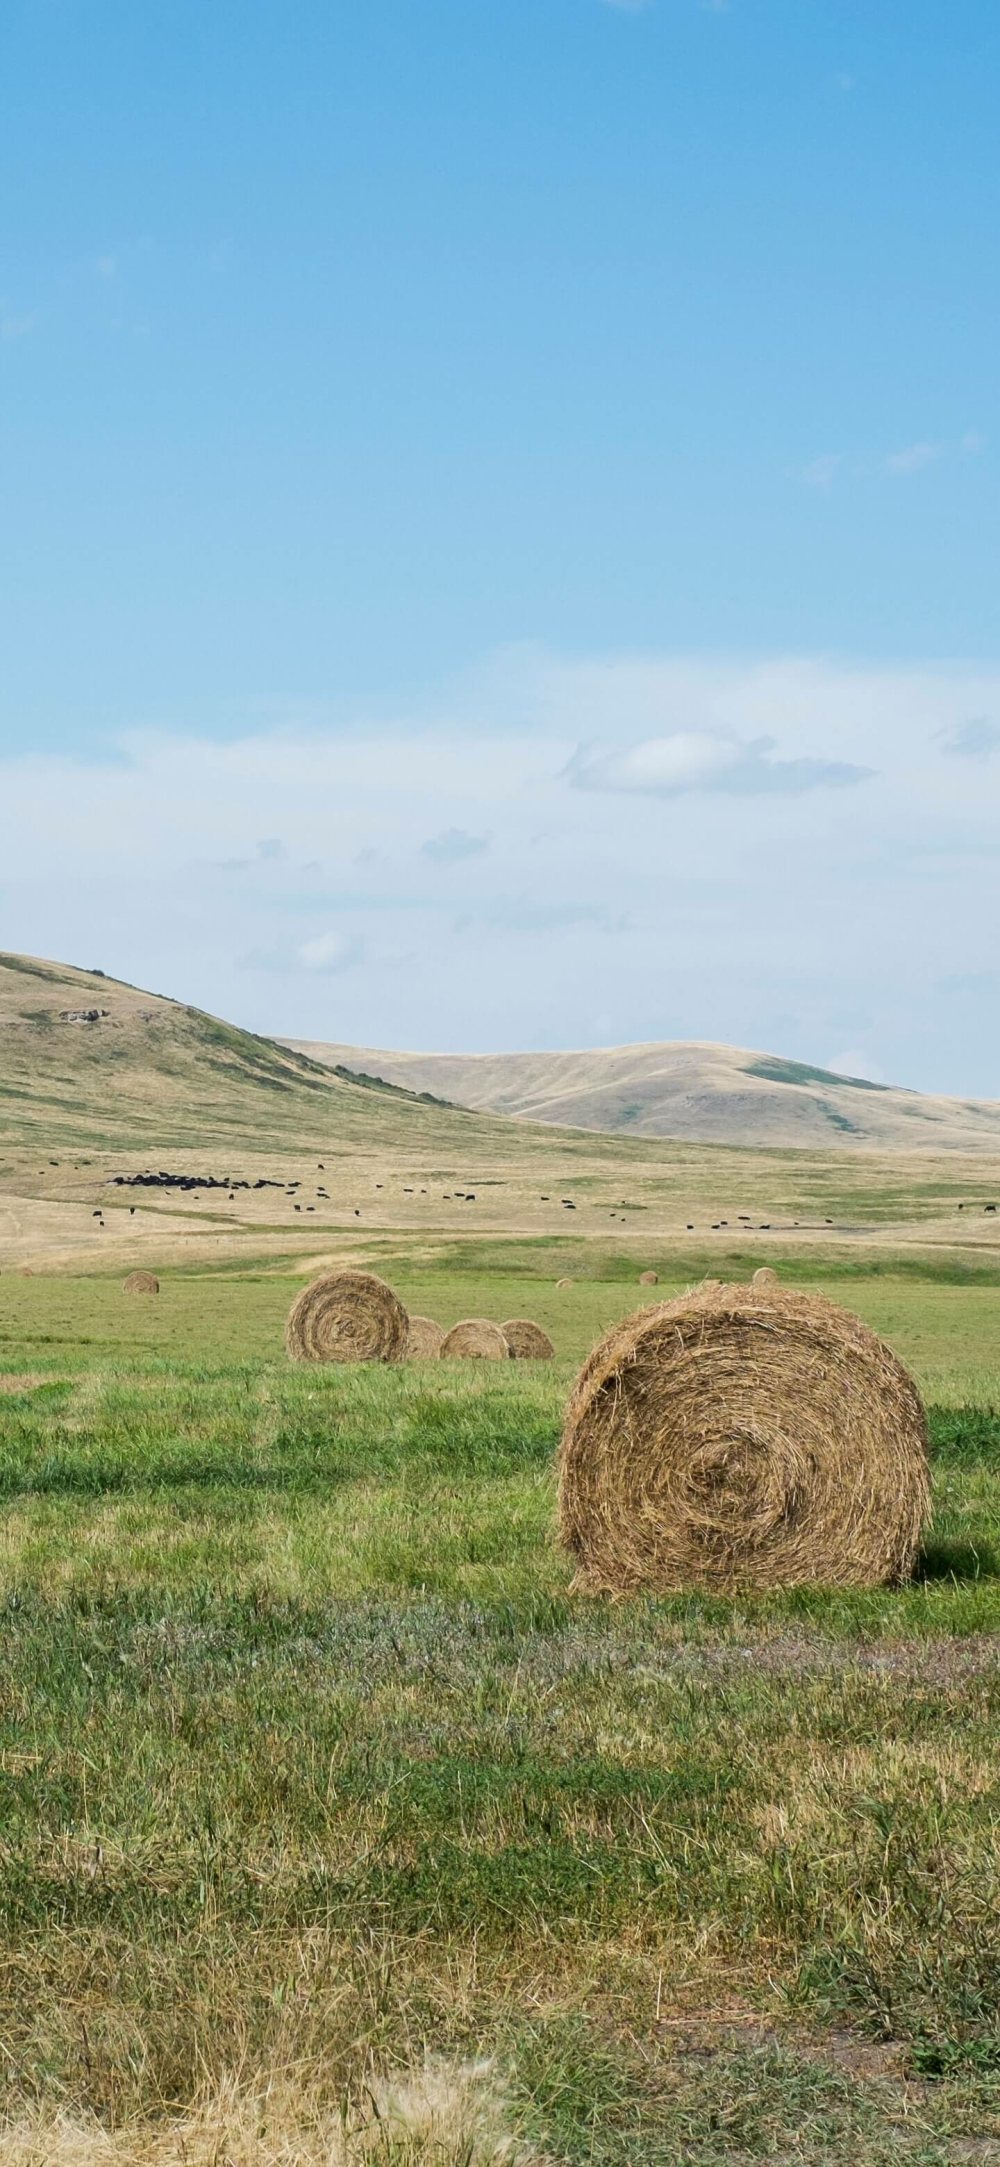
xmin=123 ymin=1270 xmax=160 ymax=1296
xmin=502 ymin=1318 xmax=555 ymax=1359
xmin=639 ymin=1271 xmax=658 ymax=1286
xmin=285 ymin=1271 xmax=409 ymax=1364
xmin=406 ymin=1315 xmax=446 ymax=1360
xmin=559 ymin=1282 xmax=930 ymax=1596
xmin=752 ymin=1266 xmax=779 ymax=1288
xmin=440 ymin=1319 xmax=512 ymax=1360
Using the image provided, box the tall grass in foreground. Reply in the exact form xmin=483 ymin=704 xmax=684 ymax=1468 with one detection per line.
xmin=1 ymin=1331 xmax=1000 ymax=2158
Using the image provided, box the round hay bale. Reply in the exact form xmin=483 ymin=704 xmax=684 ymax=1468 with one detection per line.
xmin=18 ymin=1267 xmax=33 ymax=1279
xmin=123 ymin=1270 xmax=160 ymax=1296
xmin=556 ymin=1278 xmax=574 ymax=1290
xmin=752 ymin=1266 xmax=778 ymax=1288
xmin=559 ymin=1283 xmax=930 ymax=1596
xmin=502 ymin=1318 xmax=555 ymax=1360
xmin=406 ymin=1315 xmax=445 ymax=1360
xmin=285 ymin=1271 xmax=409 ymax=1364
xmin=639 ymin=1270 xmax=658 ymax=1286
xmin=439 ymin=1319 xmax=512 ymax=1360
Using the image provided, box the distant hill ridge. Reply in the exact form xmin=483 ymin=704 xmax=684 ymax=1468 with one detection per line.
xmin=280 ymin=1035 xmax=1000 ymax=1153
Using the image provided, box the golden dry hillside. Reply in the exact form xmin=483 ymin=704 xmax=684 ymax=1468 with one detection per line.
xmin=3 ymin=951 xmax=1000 ymax=1278
xmin=284 ymin=1033 xmax=1000 ymax=1153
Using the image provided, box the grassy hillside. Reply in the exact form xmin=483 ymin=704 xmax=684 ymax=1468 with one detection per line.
xmin=5 ymin=953 xmax=1000 ymax=1281
xmin=0 ymin=951 xmax=501 ymax=1159
xmin=284 ymin=1033 xmax=1000 ymax=1154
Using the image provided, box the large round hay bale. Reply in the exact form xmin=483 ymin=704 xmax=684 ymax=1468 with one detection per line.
xmin=285 ymin=1271 xmax=409 ymax=1364
xmin=556 ymin=1278 xmax=573 ymax=1290
xmin=406 ymin=1315 xmax=445 ymax=1360
xmin=559 ymin=1283 xmax=930 ymax=1596
xmin=123 ymin=1270 xmax=160 ymax=1296
xmin=439 ymin=1319 xmax=512 ymax=1360
xmin=502 ymin=1318 xmax=555 ymax=1360
xmin=639 ymin=1270 xmax=658 ymax=1286
xmin=752 ymin=1266 xmax=778 ymax=1288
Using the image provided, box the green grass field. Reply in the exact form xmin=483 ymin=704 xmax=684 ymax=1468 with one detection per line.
xmin=3 ymin=1261 xmax=1000 ymax=2162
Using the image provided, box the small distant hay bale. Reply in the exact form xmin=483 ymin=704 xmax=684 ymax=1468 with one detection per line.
xmin=556 ymin=1278 xmax=574 ymax=1289
xmin=753 ymin=1266 xmax=778 ymax=1288
xmin=18 ymin=1267 xmax=34 ymax=1279
xmin=639 ymin=1270 xmax=658 ymax=1286
xmin=406 ymin=1315 xmax=445 ymax=1360
xmin=559 ymin=1282 xmax=930 ymax=1596
xmin=285 ymin=1270 xmax=409 ymax=1364
xmin=502 ymin=1318 xmax=555 ymax=1360
xmin=123 ymin=1270 xmax=160 ymax=1296
xmin=440 ymin=1319 xmax=512 ymax=1360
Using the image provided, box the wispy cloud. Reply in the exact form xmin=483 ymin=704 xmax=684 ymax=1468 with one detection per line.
xmin=1 ymin=313 xmax=37 ymax=342
xmin=568 ymin=731 xmax=875 ymax=798
xmin=298 ymin=929 xmax=361 ymax=972
xmin=600 ymin=0 xmax=653 ymax=12
xmin=421 ymin=827 xmax=490 ymax=864
xmin=796 ymin=454 xmax=841 ymax=489
xmin=795 ymin=432 xmax=984 ymax=488
xmin=215 ymin=836 xmax=288 ymax=873
xmin=885 ymin=440 xmax=941 ymax=476
xmin=454 ymin=900 xmax=628 ymax=934
xmin=938 ymin=717 xmax=1000 ymax=761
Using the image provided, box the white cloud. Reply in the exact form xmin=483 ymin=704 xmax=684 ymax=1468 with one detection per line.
xmin=795 ymin=434 xmax=981 ymax=487
xmin=885 ymin=441 xmax=941 ymax=476
xmin=796 ymin=454 xmax=841 ymax=488
xmin=3 ymin=649 xmax=1000 ymax=1086
xmin=297 ymin=930 xmax=360 ymax=973
xmin=600 ymin=0 xmax=653 ymax=11
xmin=938 ymin=718 xmax=1000 ymax=761
xmin=421 ymin=828 xmax=490 ymax=864
xmin=1 ymin=313 xmax=37 ymax=342
xmin=568 ymin=731 xmax=874 ymax=797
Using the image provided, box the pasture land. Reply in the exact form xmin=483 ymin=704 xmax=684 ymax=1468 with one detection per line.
xmin=2 ymin=1260 xmax=1000 ymax=2160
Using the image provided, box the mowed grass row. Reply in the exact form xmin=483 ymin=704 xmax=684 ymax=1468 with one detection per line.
xmin=3 ymin=1255 xmax=1000 ymax=1393
xmin=2 ymin=1269 xmax=1000 ymax=2160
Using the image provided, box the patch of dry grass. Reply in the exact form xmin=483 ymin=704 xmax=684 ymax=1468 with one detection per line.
xmin=0 ymin=2062 xmax=534 ymax=2166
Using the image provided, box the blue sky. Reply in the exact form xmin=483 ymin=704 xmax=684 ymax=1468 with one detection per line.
xmin=2 ymin=2 xmax=999 ymax=1089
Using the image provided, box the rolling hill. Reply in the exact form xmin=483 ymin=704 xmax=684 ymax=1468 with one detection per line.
xmin=5 ymin=952 xmax=1000 ymax=1278
xmin=281 ymin=1035 xmax=1000 ymax=1154
xmin=0 ymin=951 xmax=497 ymax=1162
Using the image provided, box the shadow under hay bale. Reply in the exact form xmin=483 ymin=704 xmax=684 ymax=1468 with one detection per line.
xmin=639 ymin=1270 xmax=658 ymax=1286
xmin=439 ymin=1319 xmax=512 ymax=1360
xmin=406 ymin=1315 xmax=445 ymax=1359
xmin=286 ymin=1270 xmax=409 ymax=1364
xmin=559 ymin=1282 xmax=930 ymax=1595
xmin=753 ymin=1266 xmax=778 ymax=1288
xmin=122 ymin=1270 xmax=160 ymax=1296
xmin=502 ymin=1318 xmax=555 ymax=1359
